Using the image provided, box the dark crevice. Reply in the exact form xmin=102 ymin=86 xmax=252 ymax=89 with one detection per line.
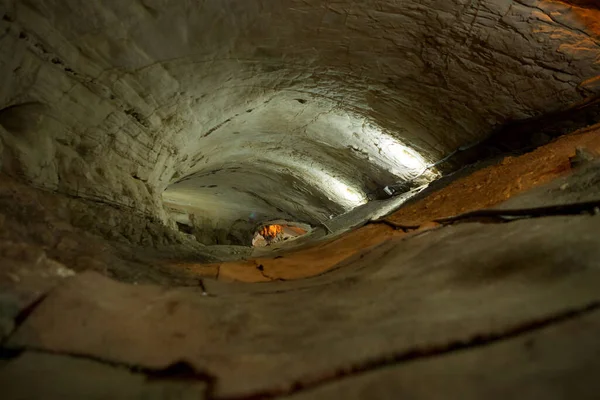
xmin=256 ymin=264 xmax=285 ymax=282
xmin=131 ymin=174 xmax=147 ymax=182
xmin=369 ymin=219 xmax=420 ymax=231
xmin=0 ymin=293 xmax=50 ymax=348
xmin=12 ymin=293 xmax=48 ymax=329
xmin=124 ymin=108 xmax=150 ymax=128
xmin=223 ymin=300 xmax=600 ymax=400
xmin=1 ymin=347 xmax=218 ymax=391
xmin=558 ymin=0 xmax=600 ymax=10
xmin=176 ymin=221 xmax=194 ymax=234
xmin=0 ymin=347 xmax=23 ymax=361
xmin=197 ymin=278 xmax=211 ymax=296
xmin=435 ymin=200 xmax=600 ymax=224
xmin=145 ymin=360 xmax=215 ymax=382
xmin=3 ymin=297 xmax=597 ymax=400
xmin=203 ymin=117 xmax=233 ymax=137
xmin=11 ymin=299 xmax=594 ymax=400
xmin=438 ymin=98 xmax=600 ymax=173
xmin=369 ymin=200 xmax=600 ymax=232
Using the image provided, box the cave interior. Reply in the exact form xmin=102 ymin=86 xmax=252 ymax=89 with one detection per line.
xmin=1 ymin=0 xmax=600 ymax=398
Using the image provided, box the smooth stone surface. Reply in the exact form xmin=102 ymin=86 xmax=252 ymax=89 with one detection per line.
xmin=8 ymin=215 xmax=600 ymax=397
xmin=287 ymin=308 xmax=600 ymax=400
xmin=0 ymin=0 xmax=598 ymax=240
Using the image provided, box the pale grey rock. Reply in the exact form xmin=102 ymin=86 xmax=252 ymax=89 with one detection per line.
xmin=0 ymin=0 xmax=598 ymax=240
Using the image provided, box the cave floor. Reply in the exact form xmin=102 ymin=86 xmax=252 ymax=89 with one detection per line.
xmin=1 ymin=124 xmax=600 ymax=399
xmin=170 ymin=123 xmax=600 ymax=283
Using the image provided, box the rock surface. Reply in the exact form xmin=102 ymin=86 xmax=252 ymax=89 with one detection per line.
xmin=1 ymin=144 xmax=600 ymax=397
xmin=0 ymin=0 xmax=598 ymax=240
xmin=286 ymin=307 xmax=600 ymax=400
xmin=0 ymin=2 xmax=600 ymax=397
xmin=7 ymin=212 xmax=600 ymax=397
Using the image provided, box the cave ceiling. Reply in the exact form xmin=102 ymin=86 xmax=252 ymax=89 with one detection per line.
xmin=0 ymin=0 xmax=598 ymax=234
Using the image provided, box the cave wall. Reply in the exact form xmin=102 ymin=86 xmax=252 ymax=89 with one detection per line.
xmin=0 ymin=2 xmax=600 ymax=395
xmin=0 ymin=0 xmax=598 ymax=238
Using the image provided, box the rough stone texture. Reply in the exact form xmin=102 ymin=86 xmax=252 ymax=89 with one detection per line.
xmin=8 ymin=213 xmax=600 ymax=397
xmin=387 ymin=122 xmax=600 ymax=226
xmin=0 ymin=1 xmax=600 ymax=397
xmin=164 ymin=124 xmax=599 ymax=284
xmin=1 ymin=125 xmax=600 ymax=397
xmin=0 ymin=0 xmax=598 ymax=239
xmin=0 ymin=173 xmax=231 ymax=299
xmin=496 ymin=158 xmax=600 ymax=209
xmin=287 ymin=308 xmax=600 ymax=400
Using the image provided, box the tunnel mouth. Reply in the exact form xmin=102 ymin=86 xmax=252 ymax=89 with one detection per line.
xmin=252 ymin=220 xmax=312 ymax=248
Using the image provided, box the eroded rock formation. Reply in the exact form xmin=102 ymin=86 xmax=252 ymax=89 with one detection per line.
xmin=0 ymin=0 xmax=598 ymax=241
xmin=1 ymin=1 xmax=600 ymax=398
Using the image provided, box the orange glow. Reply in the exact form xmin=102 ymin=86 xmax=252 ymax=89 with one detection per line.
xmin=260 ymin=224 xmax=283 ymax=239
xmin=554 ymin=0 xmax=600 ymax=36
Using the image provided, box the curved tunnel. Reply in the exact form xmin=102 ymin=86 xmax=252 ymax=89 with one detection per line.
xmin=2 ymin=0 xmax=598 ymax=234
xmin=1 ymin=0 xmax=600 ymax=398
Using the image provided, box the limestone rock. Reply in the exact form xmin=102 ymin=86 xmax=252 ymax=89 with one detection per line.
xmin=0 ymin=0 xmax=597 ymax=236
